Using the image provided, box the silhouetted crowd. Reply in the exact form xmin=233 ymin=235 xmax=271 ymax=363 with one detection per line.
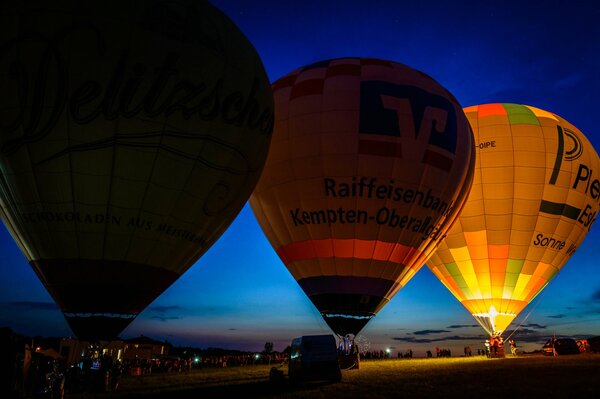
xmin=435 ymin=347 xmax=452 ymax=357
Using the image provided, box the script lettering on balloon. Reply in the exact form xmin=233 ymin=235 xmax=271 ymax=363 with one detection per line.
xmin=0 ymin=26 xmax=274 ymax=157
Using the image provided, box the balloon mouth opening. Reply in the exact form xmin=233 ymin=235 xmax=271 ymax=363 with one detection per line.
xmin=64 ymin=312 xmax=137 ymax=319
xmin=321 ymin=313 xmax=375 ymax=337
xmin=472 ymin=311 xmax=517 ymax=317
xmin=322 ymin=313 xmax=374 ymax=320
xmin=472 ymin=310 xmax=517 ymax=336
xmin=64 ymin=312 xmax=138 ymax=341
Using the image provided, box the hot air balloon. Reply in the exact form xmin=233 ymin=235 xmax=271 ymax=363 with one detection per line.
xmin=0 ymin=0 xmax=273 ymax=340
xmin=250 ymin=58 xmax=475 ymax=338
xmin=427 ymin=103 xmax=600 ymax=338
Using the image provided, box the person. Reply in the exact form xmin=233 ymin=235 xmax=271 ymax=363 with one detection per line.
xmin=509 ymin=339 xmax=518 ymax=356
xmin=489 ymin=336 xmax=497 ymax=357
xmin=111 ymin=361 xmax=123 ymax=391
xmin=484 ymin=340 xmax=490 ymax=357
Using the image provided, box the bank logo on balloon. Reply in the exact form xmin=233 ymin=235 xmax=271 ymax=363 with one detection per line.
xmin=542 ymin=126 xmax=598 ymax=230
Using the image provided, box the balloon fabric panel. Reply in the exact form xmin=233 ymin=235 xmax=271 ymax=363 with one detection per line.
xmin=251 ymin=58 xmax=475 ymax=336
xmin=427 ymin=103 xmax=599 ymax=336
xmin=0 ymin=1 xmax=274 ymax=340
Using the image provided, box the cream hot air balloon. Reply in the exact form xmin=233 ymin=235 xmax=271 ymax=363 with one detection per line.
xmin=0 ymin=0 xmax=273 ymax=340
xmin=427 ymin=103 xmax=599 ymax=337
xmin=250 ymin=58 xmax=475 ymax=337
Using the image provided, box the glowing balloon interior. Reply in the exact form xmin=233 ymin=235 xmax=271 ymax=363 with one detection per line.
xmin=427 ymin=103 xmax=599 ymax=336
xmin=0 ymin=1 xmax=273 ymax=340
xmin=250 ymin=58 xmax=475 ymax=336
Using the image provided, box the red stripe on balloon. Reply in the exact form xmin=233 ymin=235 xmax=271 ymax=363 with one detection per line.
xmin=276 ymin=238 xmax=421 ymax=265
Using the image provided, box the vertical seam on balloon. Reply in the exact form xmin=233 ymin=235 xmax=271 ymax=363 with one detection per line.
xmin=549 ymin=125 xmax=564 ymax=185
xmin=505 ymin=106 xmax=518 ymax=314
xmin=272 ymin=85 xmax=301 ymax=277
xmin=20 ymin=52 xmax=55 ymax=267
xmin=543 ymin=121 xmax=571 ymax=293
xmin=109 ymin=19 xmax=137 ymax=278
xmin=474 ymin=106 xmax=491 ymax=306
xmin=317 ymin=66 xmax=337 ymax=280
xmin=524 ymin=118 xmax=553 ymax=307
xmin=63 ymin=19 xmax=83 ymax=293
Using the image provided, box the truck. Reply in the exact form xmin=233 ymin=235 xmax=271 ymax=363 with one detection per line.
xmin=288 ymin=335 xmax=342 ymax=383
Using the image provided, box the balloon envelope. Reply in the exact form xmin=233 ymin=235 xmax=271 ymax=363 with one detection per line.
xmin=427 ymin=103 xmax=600 ymax=336
xmin=250 ymin=58 xmax=475 ymax=336
xmin=0 ymin=1 xmax=273 ymax=340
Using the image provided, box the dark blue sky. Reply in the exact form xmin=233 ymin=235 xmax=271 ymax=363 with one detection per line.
xmin=1 ymin=0 xmax=599 ymax=354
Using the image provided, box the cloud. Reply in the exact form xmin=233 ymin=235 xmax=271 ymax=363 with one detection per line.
xmin=446 ymin=324 xmax=479 ymax=329
xmin=146 ymin=306 xmax=185 ymax=322
xmin=412 ymin=329 xmax=450 ymax=335
xmin=150 ymin=315 xmax=181 ymax=322
xmin=148 ymin=305 xmax=183 ymax=313
xmin=228 ymin=328 xmax=237 ymax=331
xmin=547 ymin=314 xmax=567 ymax=319
xmin=393 ymin=334 xmax=485 ymax=344
xmin=509 ymin=328 xmax=552 ymax=343
xmin=10 ymin=301 xmax=59 ymax=311
xmin=552 ymin=72 xmax=584 ymax=89
xmin=522 ymin=323 xmax=547 ymax=329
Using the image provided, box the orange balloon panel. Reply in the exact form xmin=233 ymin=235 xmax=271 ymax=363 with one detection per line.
xmin=427 ymin=103 xmax=600 ymax=336
xmin=250 ymin=58 xmax=475 ymax=336
xmin=0 ymin=1 xmax=273 ymax=340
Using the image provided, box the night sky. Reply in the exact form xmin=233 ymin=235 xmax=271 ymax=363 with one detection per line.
xmin=1 ymin=0 xmax=599 ymax=355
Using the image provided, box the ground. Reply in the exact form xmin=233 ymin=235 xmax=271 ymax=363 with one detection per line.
xmin=66 ymin=353 xmax=600 ymax=399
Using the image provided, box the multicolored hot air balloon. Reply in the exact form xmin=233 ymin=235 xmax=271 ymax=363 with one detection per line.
xmin=427 ymin=103 xmax=599 ymax=337
xmin=0 ymin=1 xmax=273 ymax=340
xmin=250 ymin=58 xmax=475 ymax=337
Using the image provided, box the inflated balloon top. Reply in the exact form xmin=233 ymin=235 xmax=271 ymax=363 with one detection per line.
xmin=0 ymin=0 xmax=273 ymax=340
xmin=250 ymin=58 xmax=475 ymax=336
xmin=427 ymin=103 xmax=599 ymax=336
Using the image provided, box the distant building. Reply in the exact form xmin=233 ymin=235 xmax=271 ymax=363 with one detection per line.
xmin=123 ymin=335 xmax=170 ymax=360
xmin=59 ymin=338 xmax=125 ymax=365
xmin=58 ymin=335 xmax=170 ymax=365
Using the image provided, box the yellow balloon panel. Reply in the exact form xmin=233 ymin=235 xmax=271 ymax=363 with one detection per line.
xmin=427 ymin=103 xmax=599 ymax=336
xmin=251 ymin=58 xmax=475 ymax=336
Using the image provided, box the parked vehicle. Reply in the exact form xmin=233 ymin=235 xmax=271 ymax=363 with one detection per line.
xmin=542 ymin=338 xmax=580 ymax=355
xmin=587 ymin=336 xmax=600 ymax=352
xmin=288 ymin=335 xmax=341 ymax=383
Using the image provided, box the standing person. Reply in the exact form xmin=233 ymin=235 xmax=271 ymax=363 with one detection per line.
xmin=509 ymin=340 xmax=518 ymax=356
xmin=111 ymin=361 xmax=123 ymax=392
xmin=490 ymin=335 xmax=498 ymax=357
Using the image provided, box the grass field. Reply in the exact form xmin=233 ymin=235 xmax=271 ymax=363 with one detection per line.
xmin=67 ymin=354 xmax=600 ymax=399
